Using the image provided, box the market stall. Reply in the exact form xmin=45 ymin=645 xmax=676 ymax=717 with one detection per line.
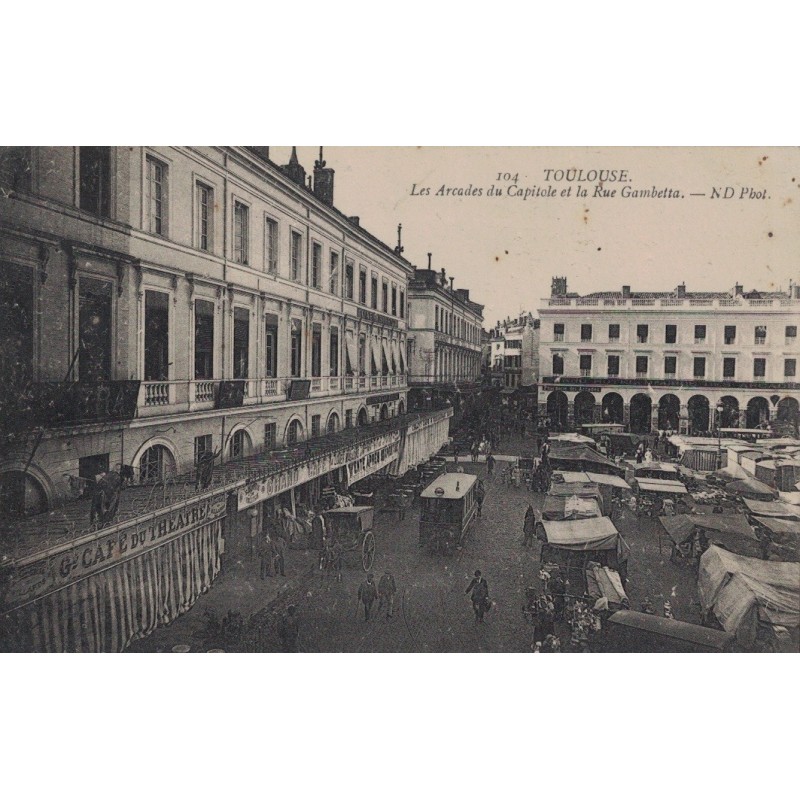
xmin=547 ymin=445 xmax=626 ymax=477
xmin=725 ymin=477 xmax=778 ymax=502
xmin=749 ymin=516 xmax=800 ymax=562
xmin=658 ymin=512 xmax=761 ymax=560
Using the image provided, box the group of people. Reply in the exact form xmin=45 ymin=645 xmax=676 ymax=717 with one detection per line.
xmin=357 ymin=571 xmax=398 ymax=621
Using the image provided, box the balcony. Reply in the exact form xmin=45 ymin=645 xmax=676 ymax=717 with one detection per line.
xmin=580 ymin=369 xmax=591 ymax=378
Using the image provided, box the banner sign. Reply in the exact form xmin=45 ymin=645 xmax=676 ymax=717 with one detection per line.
xmin=1 ymin=493 xmax=228 ymax=610
xmin=357 ymin=308 xmax=398 ymax=329
xmin=347 ymin=439 xmax=401 ymax=484
xmin=237 ymin=431 xmax=401 ymax=511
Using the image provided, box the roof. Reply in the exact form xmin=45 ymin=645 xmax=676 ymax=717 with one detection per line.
xmin=541 ymin=495 xmax=602 ymax=521
xmin=635 ymin=478 xmax=688 ymax=494
xmin=420 ymin=472 xmax=477 ymax=499
xmin=660 ymin=514 xmax=757 ymax=552
xmin=547 ymin=445 xmax=626 ymax=477
xmin=540 ymin=517 xmax=619 ymax=550
xmin=553 ymin=471 xmax=631 ymax=490
xmin=607 ymin=610 xmax=735 ymax=648
xmin=726 ymin=478 xmax=778 ymax=501
xmin=743 ymin=499 xmax=800 ymax=520
xmin=634 ymin=463 xmax=679 ymax=476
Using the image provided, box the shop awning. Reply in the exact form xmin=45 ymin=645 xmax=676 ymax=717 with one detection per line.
xmin=382 ymin=339 xmax=392 ymax=374
xmin=370 ymin=336 xmax=381 ymax=375
xmin=635 ymin=478 xmax=688 ymax=494
xmin=554 ymin=471 xmax=631 ymax=490
xmin=345 ymin=330 xmax=357 ymax=376
xmin=390 ymin=338 xmax=399 ymax=373
xmin=398 ymin=340 xmax=405 ymax=373
xmin=539 ymin=517 xmax=620 ymax=551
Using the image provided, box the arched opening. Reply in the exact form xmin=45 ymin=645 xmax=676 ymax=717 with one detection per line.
xmin=719 ymin=396 xmax=740 ymax=429
xmin=688 ymin=395 xmax=710 ymax=435
xmin=379 ymin=404 xmax=390 ymax=421
xmin=601 ymin=392 xmax=624 ymax=425
xmin=327 ymin=412 xmax=339 ymax=435
xmin=573 ymin=391 xmax=596 ymax=426
xmin=658 ymin=394 xmax=680 ymax=431
xmin=397 ymin=399 xmax=405 ymax=416
xmin=629 ymin=393 xmax=652 ymax=434
xmin=0 ymin=471 xmax=48 ymax=518
xmin=229 ymin=428 xmax=252 ymax=459
xmin=286 ymin=419 xmax=304 ymax=446
xmin=746 ymin=397 xmax=770 ymax=429
xmin=138 ymin=444 xmax=177 ymax=484
xmin=357 ymin=407 xmax=369 ymax=427
xmin=546 ymin=390 xmax=568 ymax=429
xmin=776 ymin=397 xmax=799 ymax=435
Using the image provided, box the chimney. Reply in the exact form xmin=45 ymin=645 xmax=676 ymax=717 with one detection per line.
xmin=622 ymin=285 xmax=631 ymax=299
xmin=282 ymin=146 xmax=306 ymax=187
xmin=313 ymin=147 xmax=335 ymax=206
xmin=347 ymin=216 xmax=360 ymax=227
xmin=249 ymin=146 xmax=270 ymax=162
xmin=551 ymin=276 xmax=567 ymax=297
xmin=676 ymin=282 xmax=686 ymax=298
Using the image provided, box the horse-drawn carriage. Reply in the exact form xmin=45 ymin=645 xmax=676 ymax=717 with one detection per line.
xmin=321 ymin=506 xmax=376 ymax=572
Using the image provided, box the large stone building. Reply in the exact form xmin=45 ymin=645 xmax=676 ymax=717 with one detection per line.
xmin=0 ymin=146 xmax=452 ymax=651
xmin=537 ymin=277 xmax=800 ymax=435
xmin=487 ymin=313 xmax=539 ymax=389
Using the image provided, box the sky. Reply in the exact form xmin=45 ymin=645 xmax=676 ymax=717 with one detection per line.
xmin=276 ymin=147 xmax=799 ymax=328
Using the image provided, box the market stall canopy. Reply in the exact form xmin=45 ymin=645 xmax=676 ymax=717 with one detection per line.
xmin=750 ymin=517 xmax=800 ymax=561
xmin=547 ymin=445 xmax=626 ymax=477
xmin=553 ymin=471 xmax=631 ymax=490
xmin=743 ymin=499 xmax=800 ymax=520
xmin=698 ymin=545 xmax=800 ymax=647
xmin=725 ymin=478 xmax=778 ymax=501
xmin=541 ymin=494 xmax=602 ymax=521
xmin=539 ymin=516 xmax=620 ymax=551
xmin=634 ymin=463 xmax=680 ymax=480
xmin=586 ymin=563 xmax=628 ymax=606
xmin=660 ymin=513 xmax=759 ymax=557
xmin=548 ymin=433 xmax=597 ymax=447
xmin=635 ymin=478 xmax=688 ymax=494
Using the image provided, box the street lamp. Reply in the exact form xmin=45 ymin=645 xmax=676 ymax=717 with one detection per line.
xmin=716 ymin=402 xmax=724 ymax=469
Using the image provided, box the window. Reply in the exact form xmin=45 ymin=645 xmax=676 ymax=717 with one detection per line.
xmin=78 ymin=278 xmax=113 ymax=382
xmin=291 ymin=231 xmax=302 ymax=281
xmin=399 ymin=290 xmax=405 ymax=319
xmin=194 ymin=435 xmax=212 ymax=466
xmin=391 ymin=285 xmax=397 ymax=316
xmin=265 ymin=218 xmax=278 ymax=273
xmin=196 ymin=182 xmax=213 ymax=251
xmin=286 ymin=419 xmax=302 ymax=446
xmin=579 ymin=354 xmax=592 ymax=376
xmin=435 ymin=306 xmax=439 ymax=331
xmin=382 ymin=281 xmax=388 ymax=313
xmin=554 ymin=323 xmax=564 ymax=342
xmin=552 ymin=353 xmax=564 ymax=375
xmin=371 ymin=275 xmax=378 ymax=310
xmin=144 ymin=290 xmax=169 ymax=381
xmin=264 ymin=315 xmax=278 ymax=378
xmin=359 ymin=267 xmax=367 ymax=304
xmin=693 ymin=357 xmax=706 ymax=378
xmin=329 ymin=251 xmax=339 ymax=294
xmin=194 ymin=299 xmax=214 ymax=380
xmin=290 ymin=320 xmax=303 ymax=378
xmin=607 ymin=355 xmax=620 ymax=377
xmin=664 ymin=355 xmax=677 ymax=376
xmin=785 ymin=359 xmax=797 ymax=378
xmin=264 ymin=423 xmax=276 ymax=451
xmin=311 ymin=415 xmax=321 ymax=438
xmin=580 ymin=324 xmax=592 ymax=342
xmin=146 ymin=155 xmax=167 ymax=235
xmin=754 ymin=358 xmax=766 ymax=379
xmin=0 ymin=263 xmax=34 ymax=385
xmin=345 ymin=260 xmax=354 ymax=300
xmin=233 ymin=201 xmax=249 ymax=264
xmin=327 ymin=413 xmax=339 ymax=435
xmin=0 ymin=147 xmax=32 ymax=193
xmin=694 ymin=324 xmax=706 ymax=344
xmin=345 ymin=409 xmax=353 ymax=429
xmin=79 ymin=147 xmax=111 ymax=217
xmin=329 ymin=328 xmax=339 ymax=377
xmin=724 ymin=325 xmax=736 ymax=345
xmin=786 ymin=326 xmax=797 ymax=344
xmin=665 ymin=324 xmax=677 ymax=344
xmin=608 ymin=323 xmax=620 ymax=342
xmin=233 ymin=307 xmax=249 ymax=380
xmin=723 ymin=357 xmax=736 ymax=379
xmin=139 ymin=444 xmax=171 ymax=484
xmin=230 ymin=429 xmax=249 ymax=459
xmin=311 ymin=242 xmax=322 ymax=288
xmin=311 ymin=324 xmax=322 ymax=378
xmin=754 ymin=325 xmax=766 ymax=345
xmin=636 ymin=355 xmax=648 ymax=377
xmin=636 ymin=324 xmax=649 ymax=344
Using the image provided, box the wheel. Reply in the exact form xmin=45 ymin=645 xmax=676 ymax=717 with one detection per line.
xmin=361 ymin=531 xmax=375 ymax=571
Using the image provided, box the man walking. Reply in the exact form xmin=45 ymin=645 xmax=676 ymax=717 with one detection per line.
xmin=465 ymin=570 xmax=490 ymax=623
xmin=523 ymin=504 xmax=536 ymax=547
xmin=270 ymin=532 xmax=287 ymax=577
xmin=378 ymin=570 xmax=397 ymax=618
xmin=486 ymin=453 xmax=496 ymax=478
xmin=358 ymin=573 xmax=378 ymax=622
xmin=475 ymin=479 xmax=486 ymax=518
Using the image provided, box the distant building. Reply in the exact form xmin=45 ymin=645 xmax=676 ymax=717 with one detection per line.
xmin=537 ymin=276 xmax=800 ymax=434
xmin=487 ymin=314 xmax=540 ymax=389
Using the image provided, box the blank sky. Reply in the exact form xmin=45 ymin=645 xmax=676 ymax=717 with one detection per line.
xmin=279 ymin=147 xmax=799 ymax=327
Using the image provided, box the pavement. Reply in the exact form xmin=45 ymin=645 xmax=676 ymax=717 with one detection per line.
xmin=127 ymin=430 xmax=700 ymax=652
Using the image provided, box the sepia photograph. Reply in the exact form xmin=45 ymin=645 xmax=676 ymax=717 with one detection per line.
xmin=1 ymin=145 xmax=797 ymax=655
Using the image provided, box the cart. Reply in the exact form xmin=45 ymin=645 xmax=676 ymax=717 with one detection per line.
xmin=322 ymin=506 xmax=376 ymax=571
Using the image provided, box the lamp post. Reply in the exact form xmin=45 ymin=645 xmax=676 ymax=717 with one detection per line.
xmin=716 ymin=402 xmax=724 ymax=470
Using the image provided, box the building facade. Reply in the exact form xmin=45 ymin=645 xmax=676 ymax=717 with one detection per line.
xmin=538 ymin=277 xmax=800 ymax=435
xmin=0 ymin=146 xmax=412 ymax=518
xmin=487 ymin=314 xmax=539 ymax=389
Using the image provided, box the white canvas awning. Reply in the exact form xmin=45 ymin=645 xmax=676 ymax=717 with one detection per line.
xmin=345 ymin=330 xmax=357 ymax=375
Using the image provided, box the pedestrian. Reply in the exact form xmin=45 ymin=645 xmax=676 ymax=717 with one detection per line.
xmin=453 ymin=444 xmax=460 ymax=465
xmin=358 ymin=573 xmax=378 ymax=622
xmin=475 ymin=479 xmax=486 ymax=518
xmin=635 ymin=442 xmax=645 ymax=464
xmin=523 ymin=504 xmax=536 ymax=547
xmin=465 ymin=570 xmax=490 ymax=623
xmin=486 ymin=453 xmax=496 ymax=477
xmin=259 ymin=531 xmax=274 ymax=579
xmin=471 ymin=441 xmax=479 ymax=463
xmin=540 ymin=440 xmax=550 ymax=470
xmin=277 ymin=605 xmax=299 ymax=652
xmin=271 ymin=533 xmax=287 ymax=577
xmin=378 ymin=570 xmax=397 ymax=618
